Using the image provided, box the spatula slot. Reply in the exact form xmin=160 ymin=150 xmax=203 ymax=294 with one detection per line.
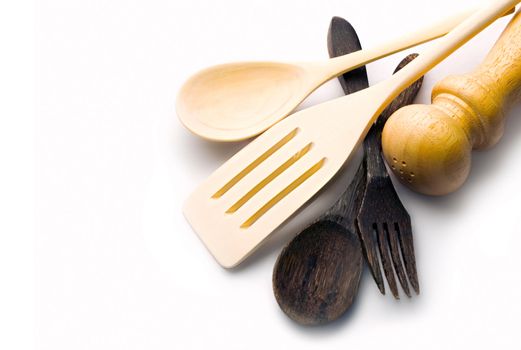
xmin=226 ymin=142 xmax=314 ymax=214
xmin=240 ymin=158 xmax=326 ymax=228
xmin=212 ymin=128 xmax=299 ymax=199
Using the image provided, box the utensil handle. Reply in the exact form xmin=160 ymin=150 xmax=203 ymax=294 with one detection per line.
xmin=325 ymin=6 xmax=515 ymax=79
xmin=432 ymin=9 xmax=521 ymax=149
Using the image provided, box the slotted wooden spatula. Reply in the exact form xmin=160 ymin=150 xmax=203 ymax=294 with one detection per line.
xmin=184 ymin=0 xmax=519 ymax=268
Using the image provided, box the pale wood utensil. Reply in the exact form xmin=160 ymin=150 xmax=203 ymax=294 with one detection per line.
xmin=382 ymin=9 xmax=521 ymax=195
xmin=176 ymin=8 xmax=513 ymax=142
xmin=184 ymin=0 xmax=519 ymax=268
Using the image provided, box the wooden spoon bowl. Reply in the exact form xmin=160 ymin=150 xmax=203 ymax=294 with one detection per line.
xmin=273 ymin=221 xmax=363 ymax=325
xmin=176 ymin=62 xmax=309 ymax=141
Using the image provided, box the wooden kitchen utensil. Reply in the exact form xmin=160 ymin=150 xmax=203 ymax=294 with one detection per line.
xmin=176 ymin=8 xmax=513 ymax=142
xmin=382 ymin=9 xmax=521 ymax=196
xmin=272 ymin=18 xmax=366 ymax=325
xmin=355 ymin=54 xmax=422 ymax=299
xmin=184 ymin=0 xmax=519 ymax=268
xmin=273 ymin=18 xmax=423 ymax=325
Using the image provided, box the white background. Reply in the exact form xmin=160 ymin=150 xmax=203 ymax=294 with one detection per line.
xmin=2 ymin=0 xmax=521 ymax=349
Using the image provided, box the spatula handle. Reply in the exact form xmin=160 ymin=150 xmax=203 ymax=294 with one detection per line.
xmin=381 ymin=9 xmax=521 ymax=195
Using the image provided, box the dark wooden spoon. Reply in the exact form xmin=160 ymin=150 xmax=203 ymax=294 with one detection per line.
xmin=273 ymin=17 xmax=423 ymax=325
xmin=272 ymin=17 xmax=367 ymax=326
xmin=273 ymin=167 xmax=366 ymax=325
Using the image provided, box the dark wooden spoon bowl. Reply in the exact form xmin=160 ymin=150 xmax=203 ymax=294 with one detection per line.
xmin=273 ymin=220 xmax=363 ymax=325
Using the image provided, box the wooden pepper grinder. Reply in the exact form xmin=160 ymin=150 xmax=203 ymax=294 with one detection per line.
xmin=382 ymin=10 xmax=521 ymax=195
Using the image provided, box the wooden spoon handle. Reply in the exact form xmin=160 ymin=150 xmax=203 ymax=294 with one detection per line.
xmin=432 ymin=9 xmax=521 ymax=149
xmin=324 ymin=7 xmax=515 ymax=80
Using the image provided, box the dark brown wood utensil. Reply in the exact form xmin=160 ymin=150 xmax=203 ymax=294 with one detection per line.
xmin=272 ymin=18 xmax=367 ymax=325
xmin=272 ymin=17 xmax=425 ymax=326
xmin=356 ymin=56 xmax=423 ymax=299
xmin=273 ymin=162 xmax=367 ymax=326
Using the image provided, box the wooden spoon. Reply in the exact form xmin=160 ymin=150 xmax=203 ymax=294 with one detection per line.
xmin=273 ymin=18 xmax=423 ymax=325
xmin=272 ymin=18 xmax=367 ymax=325
xmin=176 ymin=8 xmax=504 ymax=142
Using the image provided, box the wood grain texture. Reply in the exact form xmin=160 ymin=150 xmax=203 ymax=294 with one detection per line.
xmin=273 ymin=221 xmax=363 ymax=325
xmin=382 ymin=10 xmax=521 ymax=195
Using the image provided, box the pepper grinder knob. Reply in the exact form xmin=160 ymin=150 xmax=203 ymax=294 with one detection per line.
xmin=382 ymin=10 xmax=521 ymax=195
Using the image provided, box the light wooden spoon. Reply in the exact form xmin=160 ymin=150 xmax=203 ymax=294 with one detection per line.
xmin=176 ymin=8 xmax=513 ymax=142
xmin=184 ymin=1 xmax=519 ymax=268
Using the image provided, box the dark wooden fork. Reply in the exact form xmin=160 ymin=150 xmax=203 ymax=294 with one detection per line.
xmin=356 ymin=59 xmax=423 ymax=299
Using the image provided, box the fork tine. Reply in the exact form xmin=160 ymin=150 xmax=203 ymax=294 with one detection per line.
xmin=376 ymin=223 xmax=400 ymax=299
xmin=386 ymin=223 xmax=411 ymax=297
xmin=356 ymin=220 xmax=385 ymax=295
xmin=397 ymin=222 xmax=420 ymax=294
